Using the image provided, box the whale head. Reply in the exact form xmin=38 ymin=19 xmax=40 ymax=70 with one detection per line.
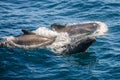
xmin=62 ymin=37 xmax=96 ymax=55
xmin=51 ymin=22 xmax=107 ymax=39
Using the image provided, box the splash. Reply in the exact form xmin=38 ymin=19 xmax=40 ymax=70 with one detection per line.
xmin=92 ymin=21 xmax=108 ymax=36
xmin=32 ymin=27 xmax=58 ymax=38
xmin=2 ymin=36 xmax=15 ymax=41
xmin=47 ymin=32 xmax=71 ymax=53
xmin=32 ymin=27 xmax=71 ymax=53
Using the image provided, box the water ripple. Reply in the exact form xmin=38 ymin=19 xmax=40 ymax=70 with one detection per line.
xmin=0 ymin=0 xmax=120 ymax=80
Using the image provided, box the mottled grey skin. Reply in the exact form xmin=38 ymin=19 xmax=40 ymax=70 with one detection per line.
xmin=12 ymin=35 xmax=54 ymax=46
xmin=0 ymin=30 xmax=55 ymax=48
xmin=62 ymin=37 xmax=96 ymax=55
xmin=51 ymin=23 xmax=99 ymax=38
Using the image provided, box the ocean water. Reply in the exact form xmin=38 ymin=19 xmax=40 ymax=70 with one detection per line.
xmin=0 ymin=0 xmax=120 ymax=80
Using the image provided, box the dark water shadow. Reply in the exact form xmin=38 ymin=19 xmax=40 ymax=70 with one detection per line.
xmin=0 ymin=47 xmax=98 ymax=79
xmin=0 ymin=47 xmax=98 ymax=67
xmin=0 ymin=47 xmax=98 ymax=70
xmin=61 ymin=52 xmax=98 ymax=66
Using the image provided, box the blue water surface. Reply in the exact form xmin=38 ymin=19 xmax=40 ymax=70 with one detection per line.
xmin=0 ymin=0 xmax=120 ymax=80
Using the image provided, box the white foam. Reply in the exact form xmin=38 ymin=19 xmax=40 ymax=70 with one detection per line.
xmin=47 ymin=32 xmax=71 ymax=53
xmin=2 ymin=36 xmax=15 ymax=41
xmin=92 ymin=21 xmax=108 ymax=36
xmin=32 ymin=27 xmax=71 ymax=53
xmin=33 ymin=27 xmax=58 ymax=38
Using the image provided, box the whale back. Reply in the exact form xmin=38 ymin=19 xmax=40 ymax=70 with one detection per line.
xmin=51 ymin=23 xmax=99 ymax=38
xmin=12 ymin=35 xmax=54 ymax=46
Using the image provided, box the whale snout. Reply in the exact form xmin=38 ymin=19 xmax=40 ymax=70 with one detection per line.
xmin=76 ymin=37 xmax=96 ymax=52
xmin=85 ymin=37 xmax=96 ymax=44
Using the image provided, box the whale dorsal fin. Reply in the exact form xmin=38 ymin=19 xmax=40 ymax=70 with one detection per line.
xmin=22 ymin=29 xmax=35 ymax=35
xmin=51 ymin=23 xmax=66 ymax=30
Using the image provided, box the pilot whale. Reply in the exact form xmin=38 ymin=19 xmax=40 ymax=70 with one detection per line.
xmin=51 ymin=21 xmax=108 ymax=39
xmin=0 ymin=30 xmax=55 ymax=48
xmin=0 ymin=29 xmax=96 ymax=55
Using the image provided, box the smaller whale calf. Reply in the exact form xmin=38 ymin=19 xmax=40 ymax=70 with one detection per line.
xmin=0 ymin=30 xmax=55 ymax=48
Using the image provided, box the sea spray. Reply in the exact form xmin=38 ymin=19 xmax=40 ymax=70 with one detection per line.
xmin=33 ymin=27 xmax=71 ymax=53
xmin=33 ymin=27 xmax=58 ymax=38
xmin=92 ymin=21 xmax=108 ymax=36
xmin=47 ymin=32 xmax=71 ymax=53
